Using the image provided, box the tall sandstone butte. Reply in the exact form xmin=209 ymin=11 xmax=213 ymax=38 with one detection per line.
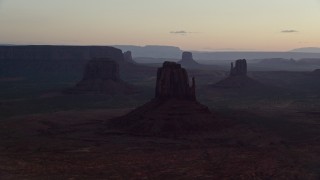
xmin=230 ymin=59 xmax=247 ymax=76
xmin=213 ymin=59 xmax=260 ymax=88
xmin=155 ymin=61 xmax=195 ymax=100
xmin=108 ymin=61 xmax=222 ymax=137
xmin=66 ymin=58 xmax=135 ymax=94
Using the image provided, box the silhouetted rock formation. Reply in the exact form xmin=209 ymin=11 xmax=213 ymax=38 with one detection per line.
xmin=213 ymin=59 xmax=261 ymax=88
xmin=66 ymin=58 xmax=135 ymax=94
xmin=123 ymin=51 xmax=136 ymax=64
xmin=114 ymin=45 xmax=182 ymax=58
xmin=82 ymin=58 xmax=120 ymax=81
xmin=177 ymin=51 xmax=201 ymax=68
xmin=0 ymin=45 xmax=127 ymax=80
xmin=182 ymin=52 xmax=194 ymax=61
xmin=108 ymin=61 xmax=222 ymax=137
xmin=0 ymin=45 xmax=124 ymax=61
xmin=0 ymin=45 xmax=159 ymax=83
xmin=230 ymin=59 xmax=247 ymax=76
xmin=155 ymin=62 xmax=196 ymax=101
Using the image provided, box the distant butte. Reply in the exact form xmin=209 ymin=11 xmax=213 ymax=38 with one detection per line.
xmin=123 ymin=51 xmax=136 ymax=64
xmin=108 ymin=61 xmax=224 ymax=137
xmin=66 ymin=58 xmax=135 ymax=94
xmin=177 ymin=51 xmax=201 ymax=68
xmin=212 ymin=59 xmax=261 ymax=88
xmin=230 ymin=59 xmax=247 ymax=76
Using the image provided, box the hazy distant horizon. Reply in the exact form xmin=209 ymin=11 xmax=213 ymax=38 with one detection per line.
xmin=1 ymin=0 xmax=319 ymax=51
xmin=1 ymin=43 xmax=320 ymax=54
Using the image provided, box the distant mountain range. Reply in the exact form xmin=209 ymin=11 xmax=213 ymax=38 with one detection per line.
xmin=113 ymin=45 xmax=182 ymax=59
xmin=114 ymin=45 xmax=320 ymax=60
xmin=0 ymin=45 xmax=319 ymax=73
xmin=1 ymin=44 xmax=320 ymax=60
xmin=0 ymin=44 xmax=16 ymax=46
xmin=289 ymin=47 xmax=320 ymax=53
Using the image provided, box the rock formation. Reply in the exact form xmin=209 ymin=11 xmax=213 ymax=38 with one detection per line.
xmin=114 ymin=45 xmax=182 ymax=59
xmin=181 ymin=52 xmax=194 ymax=62
xmin=177 ymin=51 xmax=201 ymax=68
xmin=123 ymin=51 xmax=136 ymax=64
xmin=230 ymin=59 xmax=247 ymax=76
xmin=66 ymin=58 xmax=135 ymax=94
xmin=108 ymin=61 xmax=222 ymax=137
xmin=155 ymin=61 xmax=196 ymax=100
xmin=0 ymin=45 xmax=128 ymax=80
xmin=0 ymin=45 xmax=124 ymax=61
xmin=213 ymin=59 xmax=261 ymax=88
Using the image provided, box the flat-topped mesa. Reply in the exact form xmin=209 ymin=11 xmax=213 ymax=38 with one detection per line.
xmin=230 ymin=59 xmax=247 ymax=76
xmin=182 ymin=52 xmax=194 ymax=61
xmin=0 ymin=45 xmax=124 ymax=61
xmin=177 ymin=51 xmax=200 ymax=67
xmin=155 ymin=61 xmax=196 ymax=101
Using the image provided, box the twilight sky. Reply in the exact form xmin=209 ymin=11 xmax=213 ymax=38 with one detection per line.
xmin=0 ymin=0 xmax=319 ymax=51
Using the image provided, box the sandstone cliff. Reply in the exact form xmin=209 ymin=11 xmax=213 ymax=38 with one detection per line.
xmin=0 ymin=46 xmax=124 ymax=61
xmin=0 ymin=46 xmax=126 ymax=80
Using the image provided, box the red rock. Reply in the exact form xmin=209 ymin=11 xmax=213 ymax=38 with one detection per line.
xmin=155 ymin=61 xmax=195 ymax=101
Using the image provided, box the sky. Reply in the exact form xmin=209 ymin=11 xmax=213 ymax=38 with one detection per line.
xmin=0 ymin=0 xmax=320 ymax=51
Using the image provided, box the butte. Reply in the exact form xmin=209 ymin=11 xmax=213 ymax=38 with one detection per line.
xmin=212 ymin=59 xmax=261 ymax=88
xmin=66 ymin=58 xmax=135 ymax=94
xmin=177 ymin=51 xmax=201 ymax=68
xmin=108 ymin=61 xmax=223 ymax=137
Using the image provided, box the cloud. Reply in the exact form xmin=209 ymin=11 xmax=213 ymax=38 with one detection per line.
xmin=169 ymin=30 xmax=199 ymax=35
xmin=170 ymin=30 xmax=188 ymax=35
xmin=281 ymin=30 xmax=299 ymax=33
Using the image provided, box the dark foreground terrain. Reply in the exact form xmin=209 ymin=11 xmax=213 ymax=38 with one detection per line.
xmin=0 ymin=106 xmax=320 ymax=179
xmin=1 ymin=74 xmax=320 ymax=179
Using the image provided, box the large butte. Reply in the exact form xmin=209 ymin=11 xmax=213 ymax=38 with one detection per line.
xmin=108 ymin=61 xmax=224 ymax=137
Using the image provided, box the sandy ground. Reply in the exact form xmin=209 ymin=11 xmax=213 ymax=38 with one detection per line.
xmin=0 ymin=108 xmax=319 ymax=179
